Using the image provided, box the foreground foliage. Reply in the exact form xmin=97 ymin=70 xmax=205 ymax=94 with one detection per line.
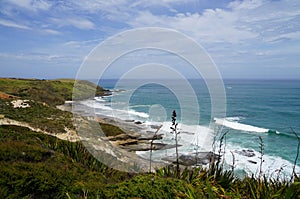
xmin=0 ymin=125 xmax=299 ymax=198
xmin=0 ymin=125 xmax=130 ymax=198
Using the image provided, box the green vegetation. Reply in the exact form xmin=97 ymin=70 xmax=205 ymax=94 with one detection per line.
xmin=0 ymin=125 xmax=130 ymax=198
xmin=0 ymin=99 xmax=73 ymax=134
xmin=0 ymin=78 xmax=110 ymax=134
xmin=104 ymin=175 xmax=196 ymax=198
xmin=1 ymin=125 xmax=299 ymax=198
xmin=0 ymin=78 xmax=108 ymax=106
xmin=99 ymin=122 xmax=126 ymax=137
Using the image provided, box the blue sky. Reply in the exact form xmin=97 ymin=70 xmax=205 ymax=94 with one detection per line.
xmin=0 ymin=0 xmax=300 ymax=79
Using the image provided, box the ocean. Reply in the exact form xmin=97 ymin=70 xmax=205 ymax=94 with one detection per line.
xmin=82 ymin=79 xmax=300 ymax=178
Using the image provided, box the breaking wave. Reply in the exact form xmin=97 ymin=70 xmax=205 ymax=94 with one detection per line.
xmin=214 ymin=117 xmax=269 ymax=133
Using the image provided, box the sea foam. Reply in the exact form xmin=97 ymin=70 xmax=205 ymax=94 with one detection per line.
xmin=214 ymin=118 xmax=269 ymax=133
xmin=81 ymin=100 xmax=113 ymax=111
xmin=222 ymin=143 xmax=300 ymax=180
xmin=81 ymin=100 xmax=150 ymax=120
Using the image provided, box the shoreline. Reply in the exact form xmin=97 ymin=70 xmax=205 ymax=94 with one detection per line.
xmin=59 ymin=100 xmax=219 ymax=171
xmin=58 ymin=100 xmax=168 ymax=172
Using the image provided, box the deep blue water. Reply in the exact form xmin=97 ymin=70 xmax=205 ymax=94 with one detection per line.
xmin=99 ymin=79 xmax=300 ymax=132
xmin=225 ymin=80 xmax=300 ymax=133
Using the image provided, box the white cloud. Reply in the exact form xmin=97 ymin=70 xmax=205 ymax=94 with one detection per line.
xmin=228 ymin=0 xmax=266 ymax=10
xmin=42 ymin=29 xmax=62 ymax=35
xmin=0 ymin=19 xmax=63 ymax=35
xmin=129 ymin=0 xmax=300 ymax=46
xmin=0 ymin=52 xmax=80 ymax=64
xmin=71 ymin=0 xmax=128 ymax=12
xmin=66 ymin=18 xmax=95 ymax=30
xmin=130 ymin=0 xmax=180 ymax=12
xmin=63 ymin=39 xmax=102 ymax=48
xmin=129 ymin=10 xmax=257 ymax=43
xmin=5 ymin=0 xmax=52 ymax=11
xmin=0 ymin=0 xmax=299 ymax=79
xmin=0 ymin=19 xmax=31 ymax=30
xmin=266 ymin=31 xmax=300 ymax=42
xmin=50 ymin=17 xmax=95 ymax=30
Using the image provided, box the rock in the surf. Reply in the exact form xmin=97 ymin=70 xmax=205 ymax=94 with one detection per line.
xmin=235 ymin=149 xmax=255 ymax=157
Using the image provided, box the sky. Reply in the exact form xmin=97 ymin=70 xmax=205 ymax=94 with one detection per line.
xmin=0 ymin=0 xmax=300 ymax=79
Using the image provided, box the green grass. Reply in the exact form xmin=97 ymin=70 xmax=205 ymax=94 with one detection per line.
xmin=104 ymin=175 xmax=197 ymax=199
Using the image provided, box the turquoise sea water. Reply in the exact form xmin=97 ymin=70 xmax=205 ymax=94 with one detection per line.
xmin=85 ymin=79 xmax=300 ymax=177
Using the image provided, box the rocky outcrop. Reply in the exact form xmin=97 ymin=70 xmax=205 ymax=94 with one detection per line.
xmin=105 ymin=129 xmax=172 ymax=152
xmin=121 ymin=142 xmax=179 ymax=152
xmin=162 ymin=152 xmax=220 ymax=166
xmin=235 ymin=149 xmax=255 ymax=157
xmin=111 ymin=139 xmax=139 ymax=146
xmin=248 ymin=160 xmax=257 ymax=164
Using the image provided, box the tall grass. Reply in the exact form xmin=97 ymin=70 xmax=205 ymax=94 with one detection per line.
xmin=291 ymin=128 xmax=300 ymax=183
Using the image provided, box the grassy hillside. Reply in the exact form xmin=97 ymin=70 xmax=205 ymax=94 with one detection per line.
xmin=0 ymin=78 xmax=110 ymax=134
xmin=0 ymin=78 xmax=109 ymax=106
